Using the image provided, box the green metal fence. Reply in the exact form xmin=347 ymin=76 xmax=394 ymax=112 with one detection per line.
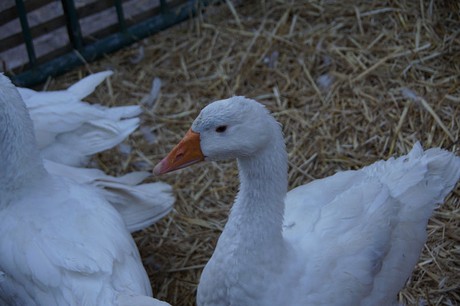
xmin=1 ymin=0 xmax=206 ymax=86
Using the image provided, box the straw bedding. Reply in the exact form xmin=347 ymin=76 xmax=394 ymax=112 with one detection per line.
xmin=40 ymin=0 xmax=459 ymax=305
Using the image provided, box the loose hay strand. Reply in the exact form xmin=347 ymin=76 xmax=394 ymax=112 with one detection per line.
xmin=418 ymin=97 xmax=456 ymax=142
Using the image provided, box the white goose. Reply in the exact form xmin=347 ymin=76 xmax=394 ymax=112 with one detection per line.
xmin=0 ymin=74 xmax=170 ymax=305
xmin=154 ymin=96 xmax=460 ymax=306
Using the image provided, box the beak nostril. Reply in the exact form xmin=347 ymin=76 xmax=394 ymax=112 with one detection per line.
xmin=174 ymin=152 xmax=185 ymax=162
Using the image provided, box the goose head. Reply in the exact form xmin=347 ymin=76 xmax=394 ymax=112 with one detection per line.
xmin=154 ymin=96 xmax=277 ymax=174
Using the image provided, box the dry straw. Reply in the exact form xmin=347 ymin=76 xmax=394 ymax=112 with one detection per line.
xmin=43 ymin=0 xmax=459 ymax=305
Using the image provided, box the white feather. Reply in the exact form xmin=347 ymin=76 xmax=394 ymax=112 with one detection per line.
xmin=19 ymin=71 xmax=142 ymax=167
xmin=18 ymin=72 xmax=175 ymax=232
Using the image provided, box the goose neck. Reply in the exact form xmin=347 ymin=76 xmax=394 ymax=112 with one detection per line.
xmin=227 ymin=130 xmax=288 ymax=247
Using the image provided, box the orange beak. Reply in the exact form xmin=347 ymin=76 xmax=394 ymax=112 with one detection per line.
xmin=153 ymin=129 xmax=204 ymax=175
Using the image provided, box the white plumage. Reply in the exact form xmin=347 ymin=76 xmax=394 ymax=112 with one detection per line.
xmin=19 ymin=71 xmax=141 ymax=167
xmin=154 ymin=96 xmax=460 ymax=306
xmin=19 ymin=71 xmax=174 ymax=232
xmin=0 ymin=74 xmax=169 ymax=306
xmin=44 ymin=160 xmax=173 ymax=232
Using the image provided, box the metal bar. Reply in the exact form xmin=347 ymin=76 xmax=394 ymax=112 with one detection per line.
xmin=160 ymin=0 xmax=168 ymax=11
xmin=61 ymin=0 xmax=83 ymax=50
xmin=11 ymin=0 xmax=211 ymax=87
xmin=1 ymin=0 xmax=55 ymax=27
xmin=0 ymin=15 xmax=67 ymax=53
xmin=113 ymin=0 xmax=126 ymax=32
xmin=15 ymin=0 xmax=37 ymax=67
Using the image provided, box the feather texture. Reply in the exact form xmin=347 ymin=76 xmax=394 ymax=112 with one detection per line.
xmin=19 ymin=71 xmax=142 ymax=167
xmin=20 ymin=71 xmax=175 ymax=233
xmin=44 ymin=160 xmax=174 ymax=232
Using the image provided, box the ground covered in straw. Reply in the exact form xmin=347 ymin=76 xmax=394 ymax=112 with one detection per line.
xmin=41 ymin=1 xmax=459 ymax=305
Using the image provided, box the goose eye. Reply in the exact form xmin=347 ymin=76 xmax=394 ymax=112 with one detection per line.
xmin=215 ymin=125 xmax=227 ymax=133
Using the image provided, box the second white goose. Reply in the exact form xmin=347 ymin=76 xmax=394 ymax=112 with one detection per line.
xmin=154 ymin=96 xmax=460 ymax=306
xmin=0 ymin=74 xmax=170 ymax=306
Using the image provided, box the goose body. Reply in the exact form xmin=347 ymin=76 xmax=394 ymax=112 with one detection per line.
xmin=0 ymin=74 xmax=169 ymax=306
xmin=154 ymin=96 xmax=460 ymax=306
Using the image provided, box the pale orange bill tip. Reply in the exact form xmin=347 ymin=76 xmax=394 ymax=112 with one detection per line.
xmin=153 ymin=129 xmax=204 ymax=175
